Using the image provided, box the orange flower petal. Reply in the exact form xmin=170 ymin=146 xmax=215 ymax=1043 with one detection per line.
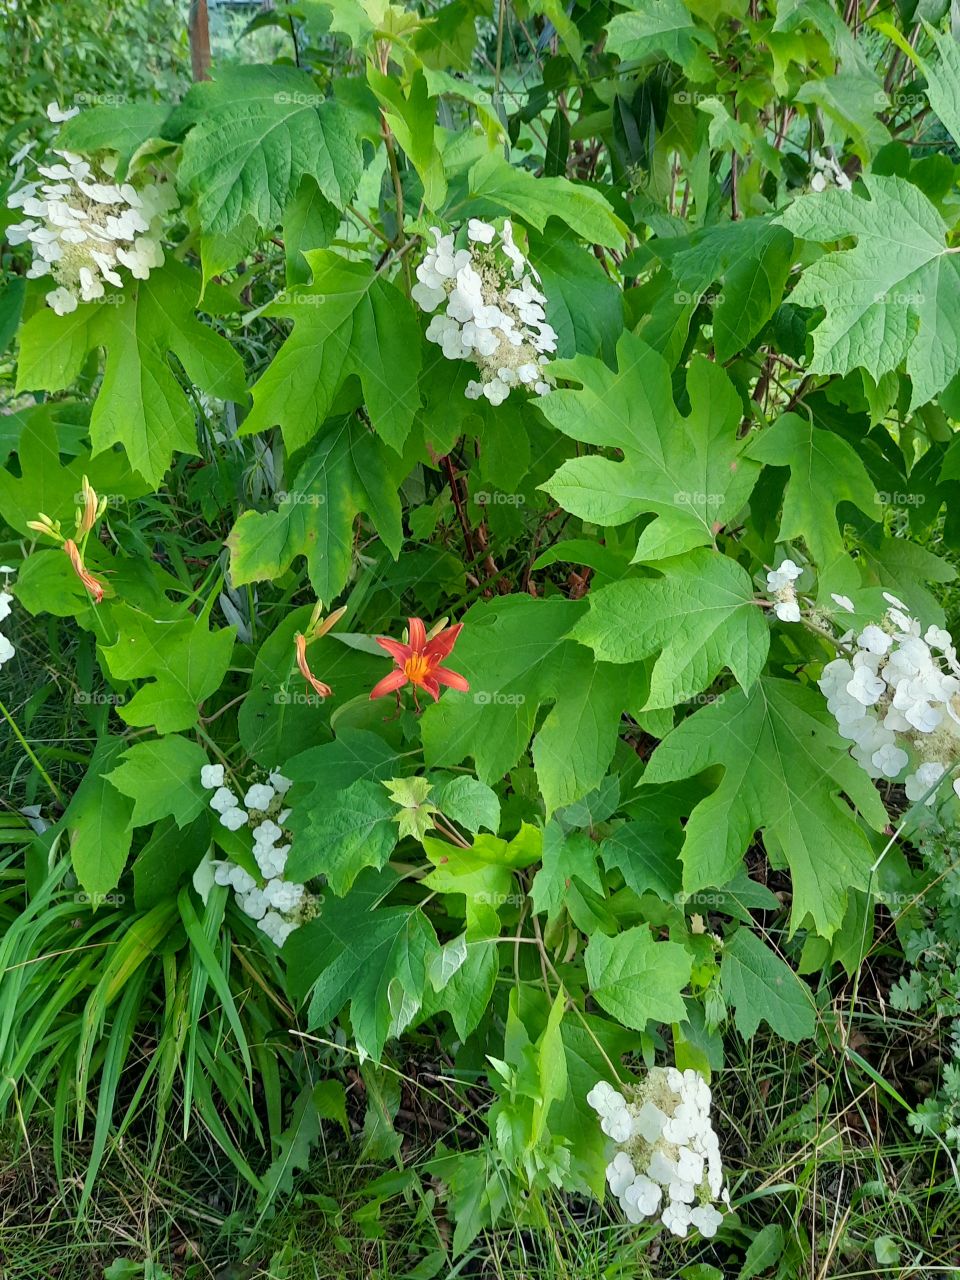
xmin=433 ymin=665 xmax=469 ymax=692
xmin=407 ymin=617 xmax=427 ymax=652
xmin=369 ymin=668 xmax=409 ymax=700
xmin=375 ymin=635 xmax=412 ymax=664
xmin=420 ymin=676 xmax=441 ymax=701
xmin=424 ymin=622 xmax=463 ymax=663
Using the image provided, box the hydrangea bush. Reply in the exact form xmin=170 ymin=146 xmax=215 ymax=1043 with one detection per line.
xmin=3 ymin=0 xmax=960 ymax=1254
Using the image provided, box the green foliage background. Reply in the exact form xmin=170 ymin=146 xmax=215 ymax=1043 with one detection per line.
xmin=1 ymin=0 xmax=960 ymax=1275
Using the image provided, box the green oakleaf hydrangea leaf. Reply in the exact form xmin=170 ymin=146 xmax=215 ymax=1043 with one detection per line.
xmin=105 ymin=735 xmax=211 ymax=829
xmin=15 ymin=260 xmax=246 ymax=487
xmin=747 ymin=412 xmax=879 ymax=576
xmin=240 ymin=251 xmax=422 ymax=454
xmin=409 ymin=1 xmax=485 ymax=69
xmin=584 ymin=925 xmax=692 ymax=1029
xmin=539 ymin=336 xmax=760 ymax=562
xmin=571 ymin=548 xmax=769 ymax=709
xmin=292 ymin=875 xmax=439 ymax=1062
xmin=284 ymin=729 xmax=400 ymax=811
xmin=643 ymin=677 xmax=889 ymax=938
xmin=530 ymin=825 xmax=604 ymax=923
xmin=775 ymin=173 xmax=960 ymax=409
xmin=56 ymin=103 xmax=173 ymax=179
xmin=605 ymin=0 xmax=716 ymax=75
xmin=425 ymin=923 xmax=499 ymax=1040
xmin=720 ymin=927 xmax=816 ymax=1042
xmin=369 ymin=69 xmax=446 ymax=211
xmin=171 ymin=65 xmax=362 ymax=281
xmin=427 ymin=932 xmax=469 ymax=990
xmin=665 ymin=217 xmax=794 ymax=362
xmin=422 ymin=824 xmax=541 ymax=926
xmin=793 ymin=74 xmax=889 ymax=156
xmin=283 ymin=176 xmax=341 ymax=286
xmin=287 ymin=778 xmax=398 ymax=893
xmin=917 ymin=23 xmax=960 ymax=154
xmin=434 ymin=775 xmax=500 ymax=835
xmin=465 ymin=151 xmax=628 ymax=250
xmin=421 ymin=595 xmax=648 ymax=815
xmin=0 ymin=402 xmax=150 ymax=537
xmin=133 ymin=816 xmax=211 ymax=911
xmin=599 ymin=812 xmax=685 ymax=902
xmin=302 ymin=0 xmax=421 ymax=51
xmin=227 ymin=417 xmax=405 ymax=602
xmin=531 ymin=233 xmax=624 ymax=361
xmin=101 ymin=602 xmax=235 ymax=733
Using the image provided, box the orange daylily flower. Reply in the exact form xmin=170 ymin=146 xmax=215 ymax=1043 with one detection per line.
xmin=63 ymin=539 xmax=105 ymax=604
xmin=370 ymin=617 xmax=469 ymax=706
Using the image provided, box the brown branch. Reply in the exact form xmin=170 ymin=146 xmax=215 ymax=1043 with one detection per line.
xmin=440 ymin=453 xmax=477 ymax=564
xmin=188 ymin=0 xmax=211 ymax=82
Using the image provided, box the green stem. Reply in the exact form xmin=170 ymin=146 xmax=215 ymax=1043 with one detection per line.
xmin=0 ymin=696 xmax=63 ymax=806
xmin=494 ymin=0 xmax=506 ymax=98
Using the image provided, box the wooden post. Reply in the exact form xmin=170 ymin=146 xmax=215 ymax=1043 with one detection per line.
xmin=188 ymin=0 xmax=211 ymax=82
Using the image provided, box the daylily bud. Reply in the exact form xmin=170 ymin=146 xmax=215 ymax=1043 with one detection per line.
xmin=27 ymin=513 xmax=63 ymax=541
xmin=314 ymin=604 xmax=347 ymax=638
xmin=76 ymin=475 xmax=100 ymax=537
xmin=305 ymin=599 xmax=326 ymax=636
xmin=304 ymin=601 xmax=346 ymax=641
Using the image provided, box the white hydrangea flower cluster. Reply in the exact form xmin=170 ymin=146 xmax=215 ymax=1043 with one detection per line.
xmin=0 ymin=566 xmax=16 ymax=669
xmin=810 ymin=150 xmax=852 ymax=192
xmin=6 ymin=102 xmax=177 ymax=316
xmin=819 ymin=592 xmax=960 ymax=798
xmin=201 ymin=764 xmax=314 ymax=947
xmin=766 ymin=558 xmax=803 ymax=622
xmin=412 ymin=218 xmax=556 ymax=405
xmin=587 ymin=1068 xmax=729 ymax=1239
